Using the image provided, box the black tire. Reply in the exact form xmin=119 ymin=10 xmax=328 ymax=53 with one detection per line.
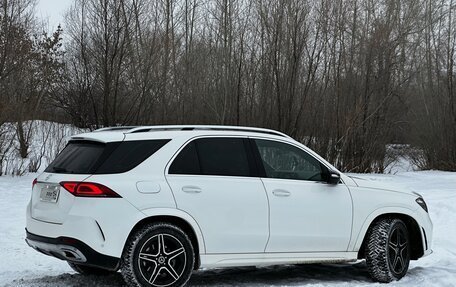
xmin=365 ymin=218 xmax=410 ymax=282
xmin=68 ymin=262 xmax=115 ymax=275
xmin=121 ymin=223 xmax=195 ymax=287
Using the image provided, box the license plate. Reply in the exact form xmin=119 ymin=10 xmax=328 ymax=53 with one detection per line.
xmin=40 ymin=185 xmax=60 ymax=203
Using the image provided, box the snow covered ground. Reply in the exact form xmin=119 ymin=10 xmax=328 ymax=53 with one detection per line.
xmin=1 ymin=171 xmax=455 ymax=287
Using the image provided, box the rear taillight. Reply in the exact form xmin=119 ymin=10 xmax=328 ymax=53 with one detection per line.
xmin=32 ymin=178 xmax=37 ymax=188
xmin=60 ymin=182 xmax=121 ymax=198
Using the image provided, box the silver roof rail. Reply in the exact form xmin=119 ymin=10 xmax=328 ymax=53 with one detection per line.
xmin=94 ymin=126 xmax=139 ymax=132
xmin=125 ymin=125 xmax=292 ymax=138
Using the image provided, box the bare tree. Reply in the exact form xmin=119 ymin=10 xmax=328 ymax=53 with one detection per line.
xmin=12 ymin=0 xmax=453 ymax=173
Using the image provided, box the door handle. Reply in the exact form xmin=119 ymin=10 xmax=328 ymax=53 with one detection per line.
xmin=182 ymin=186 xmax=202 ymax=194
xmin=272 ymin=189 xmax=291 ymax=197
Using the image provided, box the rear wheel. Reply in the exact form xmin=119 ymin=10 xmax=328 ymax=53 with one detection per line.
xmin=365 ymin=218 xmax=410 ymax=282
xmin=121 ymin=223 xmax=194 ymax=287
xmin=68 ymin=262 xmax=115 ymax=275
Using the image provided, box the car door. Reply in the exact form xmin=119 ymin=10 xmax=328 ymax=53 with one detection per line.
xmin=252 ymin=138 xmax=353 ymax=253
xmin=165 ymin=136 xmax=269 ymax=254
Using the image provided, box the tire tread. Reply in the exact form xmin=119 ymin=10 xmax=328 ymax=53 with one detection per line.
xmin=121 ymin=222 xmax=194 ymax=287
xmin=365 ymin=218 xmax=408 ymax=282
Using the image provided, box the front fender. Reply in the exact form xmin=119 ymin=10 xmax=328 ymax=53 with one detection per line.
xmin=351 ymin=206 xmax=419 ymax=252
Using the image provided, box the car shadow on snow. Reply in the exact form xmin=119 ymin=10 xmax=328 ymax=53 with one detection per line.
xmin=7 ymin=262 xmax=374 ymax=287
xmin=190 ymin=262 xmax=372 ymax=286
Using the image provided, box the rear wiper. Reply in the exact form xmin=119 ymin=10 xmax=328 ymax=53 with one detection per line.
xmin=52 ymin=166 xmax=69 ymax=173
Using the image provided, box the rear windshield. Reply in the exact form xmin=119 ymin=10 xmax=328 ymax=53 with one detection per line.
xmin=45 ymin=139 xmax=169 ymax=174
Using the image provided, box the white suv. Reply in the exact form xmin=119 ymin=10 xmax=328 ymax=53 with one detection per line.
xmin=26 ymin=126 xmax=432 ymax=286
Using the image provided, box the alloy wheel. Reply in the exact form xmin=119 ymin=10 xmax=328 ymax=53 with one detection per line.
xmin=388 ymin=225 xmax=409 ymax=275
xmin=137 ymin=233 xmax=187 ymax=287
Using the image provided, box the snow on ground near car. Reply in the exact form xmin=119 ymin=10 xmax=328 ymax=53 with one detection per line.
xmin=0 ymin=171 xmax=455 ymax=287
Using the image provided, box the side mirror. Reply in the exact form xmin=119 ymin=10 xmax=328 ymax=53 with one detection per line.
xmin=327 ymin=171 xmax=341 ymax=184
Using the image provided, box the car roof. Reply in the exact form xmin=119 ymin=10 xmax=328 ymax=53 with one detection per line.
xmin=70 ymin=125 xmax=293 ymax=143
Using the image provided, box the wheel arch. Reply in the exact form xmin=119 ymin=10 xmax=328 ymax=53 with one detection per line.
xmin=356 ymin=212 xmax=424 ymax=260
xmin=124 ymin=209 xmax=205 ymax=270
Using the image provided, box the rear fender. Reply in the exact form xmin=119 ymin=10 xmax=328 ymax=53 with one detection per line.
xmin=139 ymin=208 xmax=206 ymax=254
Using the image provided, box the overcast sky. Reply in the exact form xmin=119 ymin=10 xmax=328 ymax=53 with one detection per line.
xmin=36 ymin=0 xmax=73 ymax=30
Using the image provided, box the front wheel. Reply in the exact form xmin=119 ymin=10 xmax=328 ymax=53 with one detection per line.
xmin=365 ymin=218 xmax=410 ymax=282
xmin=121 ymin=223 xmax=195 ymax=287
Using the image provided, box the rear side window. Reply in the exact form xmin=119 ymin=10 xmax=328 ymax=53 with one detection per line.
xmin=45 ymin=139 xmax=169 ymax=174
xmin=95 ymin=140 xmax=170 ymax=174
xmin=168 ymin=141 xmax=200 ymax=175
xmin=169 ymin=138 xmax=252 ymax=177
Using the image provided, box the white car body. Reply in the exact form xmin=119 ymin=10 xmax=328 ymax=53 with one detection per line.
xmin=25 ymin=125 xmax=432 ymax=276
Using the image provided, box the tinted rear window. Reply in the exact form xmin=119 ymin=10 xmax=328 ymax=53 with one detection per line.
xmin=95 ymin=140 xmax=169 ymax=174
xmin=198 ymin=138 xmax=250 ymax=176
xmin=169 ymin=137 xmax=252 ymax=177
xmin=45 ymin=139 xmax=169 ymax=174
xmin=45 ymin=141 xmax=106 ymax=174
xmin=168 ymin=141 xmax=200 ymax=175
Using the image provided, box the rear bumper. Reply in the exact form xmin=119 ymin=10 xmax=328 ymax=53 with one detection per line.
xmin=26 ymin=195 xmax=145 ymax=258
xmin=25 ymin=230 xmax=120 ymax=271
